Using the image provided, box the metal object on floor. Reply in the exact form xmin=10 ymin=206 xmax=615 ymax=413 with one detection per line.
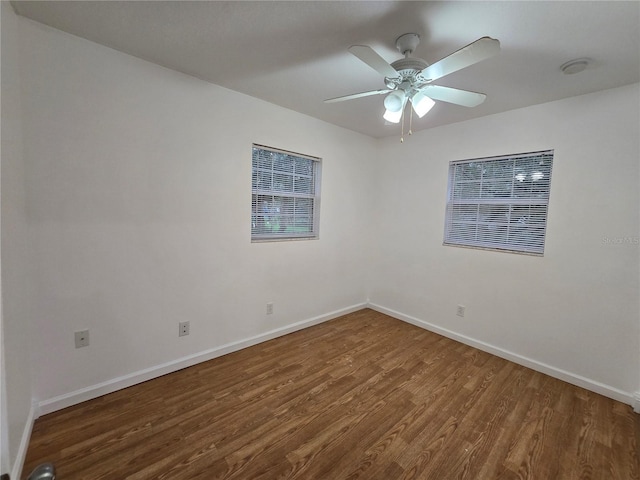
xmin=27 ymin=463 xmax=56 ymax=480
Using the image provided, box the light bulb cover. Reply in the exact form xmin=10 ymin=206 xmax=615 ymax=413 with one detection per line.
xmin=383 ymin=90 xmax=406 ymax=112
xmin=383 ymin=108 xmax=403 ymax=123
xmin=411 ymin=91 xmax=435 ymax=118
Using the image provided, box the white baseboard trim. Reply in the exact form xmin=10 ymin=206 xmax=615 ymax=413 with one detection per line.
xmin=38 ymin=303 xmax=367 ymax=416
xmin=10 ymin=401 xmax=37 ymax=480
xmin=368 ymin=303 xmax=636 ymax=408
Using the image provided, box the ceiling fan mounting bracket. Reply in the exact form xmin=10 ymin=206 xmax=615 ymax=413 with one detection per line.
xmin=395 ymin=33 xmax=420 ymax=56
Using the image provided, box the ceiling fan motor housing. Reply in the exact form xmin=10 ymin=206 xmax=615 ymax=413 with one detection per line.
xmin=387 ymin=57 xmax=430 ymax=90
xmin=391 ymin=58 xmax=429 ymax=75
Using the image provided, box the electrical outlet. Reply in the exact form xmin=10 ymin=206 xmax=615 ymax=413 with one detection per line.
xmin=75 ymin=330 xmax=90 ymax=348
xmin=266 ymin=302 xmax=274 ymax=315
xmin=179 ymin=321 xmax=190 ymax=337
xmin=456 ymin=305 xmax=466 ymax=317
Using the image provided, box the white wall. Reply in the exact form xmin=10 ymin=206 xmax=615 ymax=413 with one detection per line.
xmin=370 ymin=83 xmax=640 ymax=401
xmin=1 ymin=2 xmax=36 ymax=477
xmin=16 ymin=17 xmax=375 ymax=407
xmin=1 ymin=2 xmax=38 ymax=477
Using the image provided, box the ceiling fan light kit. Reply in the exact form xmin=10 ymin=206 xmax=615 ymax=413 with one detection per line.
xmin=410 ymin=91 xmax=435 ymax=118
xmin=383 ymin=108 xmax=404 ymax=124
xmin=325 ymin=32 xmax=501 ymax=139
xmin=383 ymin=89 xmax=408 ymax=123
xmin=383 ymin=89 xmax=407 ymax=112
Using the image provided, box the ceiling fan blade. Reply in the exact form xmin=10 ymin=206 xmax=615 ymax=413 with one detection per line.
xmin=324 ymin=88 xmax=392 ymax=103
xmin=348 ymin=45 xmax=399 ymax=78
xmin=422 ymin=85 xmax=487 ymax=107
xmin=419 ymin=37 xmax=500 ymax=82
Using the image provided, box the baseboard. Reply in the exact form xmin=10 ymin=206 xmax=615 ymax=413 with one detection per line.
xmin=10 ymin=401 xmax=37 ymax=480
xmin=38 ymin=303 xmax=367 ymax=416
xmin=368 ymin=303 xmax=636 ymax=407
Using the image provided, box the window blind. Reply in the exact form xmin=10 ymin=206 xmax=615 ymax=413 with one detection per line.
xmin=251 ymin=145 xmax=321 ymax=241
xmin=444 ymin=150 xmax=553 ymax=255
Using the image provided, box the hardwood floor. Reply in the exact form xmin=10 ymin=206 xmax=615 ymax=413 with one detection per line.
xmin=23 ymin=309 xmax=639 ymax=479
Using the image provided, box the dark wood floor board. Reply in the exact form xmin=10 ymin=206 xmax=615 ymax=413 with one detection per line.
xmin=398 ymin=354 xmax=472 ymax=413
xmin=286 ymin=395 xmax=418 ymax=480
xmin=399 ymin=374 xmax=487 ymax=453
xmin=209 ymin=370 xmax=384 ymax=469
xmin=181 ymin=355 xmax=375 ymax=452
xmin=397 ymin=414 xmax=462 ymax=479
xmin=448 ymin=373 xmax=540 ymax=478
xmin=335 ymin=404 xmax=414 ymax=480
xmin=23 ymin=309 xmax=640 ymax=479
xmin=473 ymin=368 xmax=539 ymax=479
xmin=609 ymin=403 xmax=640 ymax=480
xmin=27 ymin=399 xmax=165 ymax=471
xmin=569 ymin=391 xmax=605 ymax=479
xmin=468 ymin=375 xmax=568 ymax=480
xmin=393 ymin=354 xmax=525 ymax=478
xmin=272 ymin=400 xmax=402 ymax=479
xmin=390 ymin=357 xmax=508 ymax=478
xmin=275 ymin=369 xmax=411 ymax=459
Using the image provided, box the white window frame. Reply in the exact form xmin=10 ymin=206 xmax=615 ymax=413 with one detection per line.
xmin=251 ymin=144 xmax=321 ymax=242
xmin=443 ymin=150 xmax=553 ymax=256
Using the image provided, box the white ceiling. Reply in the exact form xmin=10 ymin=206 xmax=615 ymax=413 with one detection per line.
xmin=11 ymin=1 xmax=640 ymax=138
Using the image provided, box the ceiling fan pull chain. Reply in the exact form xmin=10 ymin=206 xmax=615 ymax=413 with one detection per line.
xmin=400 ymin=105 xmax=405 ymax=143
xmin=409 ymin=108 xmax=413 ymax=136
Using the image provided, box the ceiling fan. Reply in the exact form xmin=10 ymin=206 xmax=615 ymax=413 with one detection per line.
xmin=325 ymin=33 xmax=500 ymax=125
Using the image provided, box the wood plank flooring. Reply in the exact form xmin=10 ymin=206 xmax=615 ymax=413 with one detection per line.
xmin=23 ymin=309 xmax=640 ymax=479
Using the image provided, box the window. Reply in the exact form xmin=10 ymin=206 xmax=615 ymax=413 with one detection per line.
xmin=251 ymin=144 xmax=321 ymax=241
xmin=444 ymin=150 xmax=553 ymax=255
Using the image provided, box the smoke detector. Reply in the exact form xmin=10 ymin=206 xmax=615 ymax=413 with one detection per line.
xmin=561 ymin=58 xmax=591 ymax=75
